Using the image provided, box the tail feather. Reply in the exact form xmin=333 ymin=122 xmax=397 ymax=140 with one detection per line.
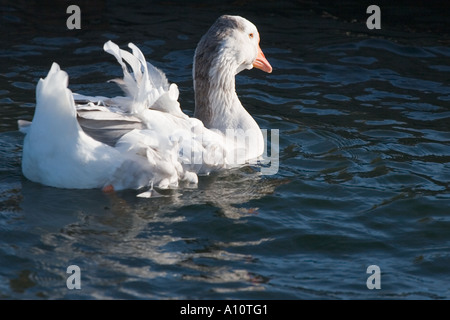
xmin=103 ymin=41 xmax=161 ymax=114
xmin=146 ymin=61 xmax=169 ymax=92
xmin=102 ymin=41 xmax=185 ymax=119
xmin=103 ymin=41 xmax=137 ymax=98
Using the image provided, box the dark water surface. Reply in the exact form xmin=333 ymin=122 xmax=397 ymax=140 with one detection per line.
xmin=1 ymin=1 xmax=449 ymax=299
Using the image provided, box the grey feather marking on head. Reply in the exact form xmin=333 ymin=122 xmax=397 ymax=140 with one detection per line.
xmin=193 ymin=15 xmax=246 ymax=127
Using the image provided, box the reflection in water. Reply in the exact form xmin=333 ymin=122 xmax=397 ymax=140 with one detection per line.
xmin=13 ymin=165 xmax=285 ymax=298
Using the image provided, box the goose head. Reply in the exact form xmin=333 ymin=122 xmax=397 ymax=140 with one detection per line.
xmin=193 ymin=15 xmax=272 ymax=131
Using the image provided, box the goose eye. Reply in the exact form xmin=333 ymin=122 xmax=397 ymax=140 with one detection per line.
xmin=249 ymin=33 xmax=254 ymax=39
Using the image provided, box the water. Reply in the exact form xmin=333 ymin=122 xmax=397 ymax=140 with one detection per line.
xmin=1 ymin=0 xmax=449 ymax=299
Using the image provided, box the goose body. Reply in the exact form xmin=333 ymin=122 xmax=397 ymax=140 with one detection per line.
xmin=19 ymin=15 xmax=272 ymax=194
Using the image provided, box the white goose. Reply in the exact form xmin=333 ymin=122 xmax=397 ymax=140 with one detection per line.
xmin=18 ymin=15 xmax=272 ymax=195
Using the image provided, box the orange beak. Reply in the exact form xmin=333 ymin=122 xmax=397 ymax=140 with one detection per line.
xmin=253 ymin=42 xmax=272 ymax=73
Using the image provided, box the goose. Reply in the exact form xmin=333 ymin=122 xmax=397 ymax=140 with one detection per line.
xmin=18 ymin=15 xmax=273 ymax=196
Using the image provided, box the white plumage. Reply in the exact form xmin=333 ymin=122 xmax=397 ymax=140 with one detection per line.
xmin=19 ymin=15 xmax=272 ymax=196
